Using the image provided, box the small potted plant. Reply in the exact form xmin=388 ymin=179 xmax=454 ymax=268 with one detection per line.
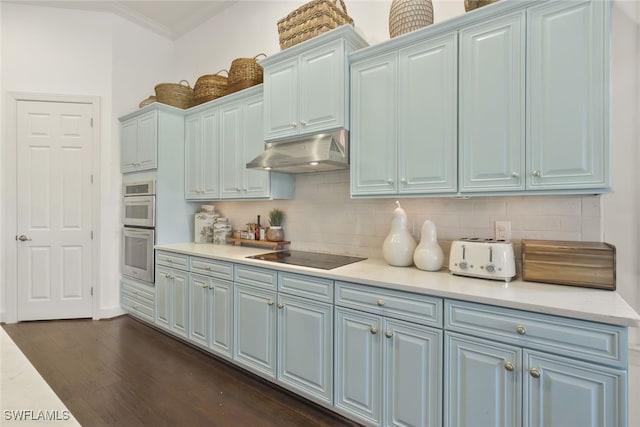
xmin=266 ymin=208 xmax=285 ymax=242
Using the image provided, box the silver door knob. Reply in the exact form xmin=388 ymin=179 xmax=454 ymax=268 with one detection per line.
xmin=529 ymin=368 xmax=541 ymax=379
xmin=511 ymin=172 xmax=519 ymax=178
xmin=504 ymin=361 xmax=515 ymax=372
xmin=267 ymin=300 xmax=275 ymax=306
xmin=515 ymin=325 xmax=527 ymax=335
xmin=17 ymin=235 xmax=32 ymax=241
xmin=531 ymin=170 xmax=541 ymax=177
xmin=277 ymin=303 xmax=284 ymax=309
xmin=370 ymin=326 xmax=378 ymax=335
xmin=377 ymin=299 xmax=385 ymax=306
xmin=385 ymin=330 xmax=393 ymax=338
xmin=300 ymin=120 xmax=307 ymax=126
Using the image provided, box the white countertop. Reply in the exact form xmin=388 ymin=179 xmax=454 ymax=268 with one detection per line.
xmin=155 ymin=243 xmax=640 ymax=327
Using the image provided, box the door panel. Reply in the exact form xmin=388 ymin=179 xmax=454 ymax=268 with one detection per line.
xmin=17 ymin=100 xmax=93 ymax=320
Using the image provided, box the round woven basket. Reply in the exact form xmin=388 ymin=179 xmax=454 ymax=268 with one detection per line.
xmin=464 ymin=0 xmax=499 ymax=12
xmin=389 ymin=0 xmax=433 ymax=38
xmin=139 ymin=95 xmax=157 ymax=108
xmin=194 ymin=70 xmax=229 ymax=105
xmin=154 ymin=80 xmax=194 ymax=109
xmin=226 ymin=54 xmax=267 ymax=95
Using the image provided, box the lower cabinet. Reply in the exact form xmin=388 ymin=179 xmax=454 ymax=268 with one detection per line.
xmin=334 ymin=307 xmax=443 ymax=427
xmin=444 ymin=300 xmax=628 ymax=427
xmin=120 ymin=276 xmax=155 ymax=323
xmin=155 ymin=264 xmax=189 ymax=338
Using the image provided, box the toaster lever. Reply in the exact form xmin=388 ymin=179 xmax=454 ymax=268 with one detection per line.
xmin=489 ymin=246 xmax=493 ymax=262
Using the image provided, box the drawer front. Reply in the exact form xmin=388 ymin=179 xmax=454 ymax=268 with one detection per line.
xmin=278 ymin=272 xmax=333 ymax=303
xmin=234 ymin=265 xmax=277 ymax=290
xmin=335 ymin=281 xmax=442 ymax=328
xmin=191 ymin=256 xmax=233 ymax=280
xmin=156 ymin=251 xmax=189 ymax=270
xmin=445 ymin=300 xmax=627 ymax=368
xmin=121 ymin=278 xmax=155 ymax=305
xmin=121 ymin=294 xmax=155 ymax=322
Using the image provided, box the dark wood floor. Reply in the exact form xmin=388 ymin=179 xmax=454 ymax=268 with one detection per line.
xmin=2 ymin=316 xmax=360 ymax=427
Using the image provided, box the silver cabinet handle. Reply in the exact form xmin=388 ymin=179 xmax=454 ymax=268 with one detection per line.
xmin=387 ymin=179 xmax=393 ymax=185
xmin=529 ymin=368 xmax=541 ymax=379
xmin=277 ymin=303 xmax=284 ymax=309
xmin=267 ymin=300 xmax=275 ymax=306
xmin=515 ymin=325 xmax=526 ymax=335
xmin=511 ymin=172 xmax=519 ymax=178
xmin=370 ymin=326 xmax=378 ymax=335
xmin=385 ymin=330 xmax=393 ymax=338
xmin=377 ymin=299 xmax=385 ymax=307
xmin=300 ymin=120 xmax=307 ymax=126
xmin=504 ymin=361 xmax=515 ymax=372
xmin=400 ymin=178 xmax=407 ymax=184
xmin=291 ymin=121 xmax=298 ymax=127
xmin=531 ymin=170 xmax=541 ymax=177
xmin=17 ymin=235 xmax=32 ymax=241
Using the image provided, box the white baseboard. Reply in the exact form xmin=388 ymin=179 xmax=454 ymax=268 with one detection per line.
xmin=630 ymin=344 xmax=640 ymax=366
xmin=96 ymin=306 xmax=126 ymax=320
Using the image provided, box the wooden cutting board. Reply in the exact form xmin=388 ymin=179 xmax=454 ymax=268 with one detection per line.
xmin=521 ymin=240 xmax=616 ymax=290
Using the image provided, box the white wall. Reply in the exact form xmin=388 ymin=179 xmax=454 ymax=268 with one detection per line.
xmin=0 ymin=3 xmax=173 ymax=320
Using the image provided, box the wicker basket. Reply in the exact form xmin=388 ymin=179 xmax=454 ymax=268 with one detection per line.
xmin=225 ymin=54 xmax=267 ymax=96
xmin=194 ymin=70 xmax=229 ymax=105
xmin=154 ymin=80 xmax=195 ymax=109
xmin=277 ymin=0 xmax=353 ymax=50
xmin=139 ymin=95 xmax=157 ymax=108
xmin=464 ymin=0 xmax=499 ymax=12
xmin=389 ymin=0 xmax=433 ymax=38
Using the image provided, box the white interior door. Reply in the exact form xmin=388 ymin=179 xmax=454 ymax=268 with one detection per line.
xmin=16 ymin=100 xmax=94 ymax=321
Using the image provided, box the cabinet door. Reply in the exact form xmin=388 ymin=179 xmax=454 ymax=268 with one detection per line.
xmin=155 ymin=265 xmax=171 ymax=330
xmin=398 ymin=33 xmax=458 ymax=194
xmin=264 ymin=58 xmax=298 ymax=140
xmin=210 ymin=279 xmax=233 ymax=358
xmin=350 ymin=52 xmax=398 ymax=196
xmin=220 ymin=102 xmax=243 ymax=198
xmin=120 ymin=118 xmax=138 ymax=173
xmin=233 ymin=284 xmax=277 ymax=379
xmin=384 ymin=319 xmax=443 ymax=427
xmin=171 ymin=269 xmax=189 ymax=338
xmin=334 ymin=307 xmax=382 ymax=425
xmin=445 ymin=333 xmax=522 ymax=427
xmin=136 ymin=110 xmax=158 ymax=171
xmin=523 ymin=350 xmax=626 ymax=427
xmin=242 ymin=95 xmax=270 ymax=198
xmin=184 ymin=114 xmax=204 ymax=199
xmin=201 ymin=109 xmax=220 ymax=198
xmin=459 ymin=13 xmax=525 ymax=192
xmin=189 ymin=273 xmax=210 ymax=347
xmin=299 ymin=39 xmax=345 ymax=135
xmin=527 ymin=0 xmax=608 ymax=190
xmin=277 ymin=294 xmax=333 ymax=404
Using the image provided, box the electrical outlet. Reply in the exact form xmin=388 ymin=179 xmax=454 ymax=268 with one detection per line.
xmin=495 ymin=221 xmax=512 ymax=241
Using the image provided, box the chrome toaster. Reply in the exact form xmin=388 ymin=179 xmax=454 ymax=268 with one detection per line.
xmin=449 ymin=238 xmax=516 ymax=282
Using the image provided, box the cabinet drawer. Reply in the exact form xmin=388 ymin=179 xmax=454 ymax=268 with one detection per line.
xmin=190 ymin=256 xmax=233 ymax=280
xmin=234 ymin=265 xmax=277 ymax=290
xmin=121 ymin=294 xmax=155 ymax=322
xmin=335 ymin=281 xmax=442 ymax=328
xmin=278 ymin=272 xmax=333 ymax=303
xmin=445 ymin=300 xmax=627 ymax=368
xmin=121 ymin=279 xmax=155 ymax=306
xmin=156 ymin=251 xmax=189 ymax=270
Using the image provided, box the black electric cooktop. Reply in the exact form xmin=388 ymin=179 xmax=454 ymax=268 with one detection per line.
xmin=247 ymin=250 xmax=366 ymax=270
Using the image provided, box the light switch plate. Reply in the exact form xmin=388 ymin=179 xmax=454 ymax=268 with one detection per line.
xmin=495 ymin=221 xmax=512 ymax=241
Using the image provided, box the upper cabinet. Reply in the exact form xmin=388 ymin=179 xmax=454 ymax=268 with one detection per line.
xmin=351 ymin=33 xmax=458 ymax=196
xmin=350 ymin=0 xmax=610 ymax=198
xmin=184 ymin=86 xmax=294 ymax=201
xmin=261 ymin=25 xmax=368 ymax=141
xmin=120 ymin=109 xmax=158 ymax=173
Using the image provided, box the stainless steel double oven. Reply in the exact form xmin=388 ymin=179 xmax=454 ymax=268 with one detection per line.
xmin=122 ymin=180 xmax=155 ymax=283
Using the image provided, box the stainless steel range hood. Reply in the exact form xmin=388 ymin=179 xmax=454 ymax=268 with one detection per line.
xmin=246 ymin=129 xmax=349 ymax=174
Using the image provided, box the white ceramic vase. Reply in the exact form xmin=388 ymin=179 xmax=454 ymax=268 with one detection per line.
xmin=413 ymin=219 xmax=444 ymax=271
xmin=382 ymin=201 xmax=417 ymax=267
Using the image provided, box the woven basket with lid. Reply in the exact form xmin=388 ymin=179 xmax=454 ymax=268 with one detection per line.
xmin=464 ymin=0 xmax=499 ymax=11
xmin=389 ymin=0 xmax=434 ymax=38
xmin=277 ymin=0 xmax=353 ymax=50
xmin=154 ymin=80 xmax=194 ymax=109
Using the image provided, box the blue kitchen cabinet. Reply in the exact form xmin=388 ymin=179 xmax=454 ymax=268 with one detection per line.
xmin=262 ymin=26 xmax=368 ymax=141
xmin=120 ymin=276 xmax=155 ymax=323
xmin=155 ymin=251 xmax=189 ymax=338
xmin=120 ymin=109 xmax=158 ymax=173
xmin=334 ymin=282 xmax=443 ymax=426
xmin=444 ymin=300 xmax=627 ymax=427
xmin=459 ymin=11 xmax=526 ymax=192
xmin=526 ymin=0 xmax=609 ymax=191
xmin=219 ymin=87 xmax=294 ymax=200
xmin=188 ymin=273 xmax=211 ymax=347
xmin=276 ymin=272 xmax=335 ymax=405
xmin=350 ymin=32 xmax=458 ymax=197
xmin=184 ymin=107 xmax=219 ymax=200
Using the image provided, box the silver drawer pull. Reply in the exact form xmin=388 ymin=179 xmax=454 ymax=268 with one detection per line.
xmin=267 ymin=300 xmax=275 ymax=306
xmin=529 ymin=368 xmax=541 ymax=379
xmin=277 ymin=303 xmax=284 ymax=309
xmin=504 ymin=361 xmax=515 ymax=372
xmin=515 ymin=325 xmax=526 ymax=335
xmin=370 ymin=326 xmax=378 ymax=335
xmin=385 ymin=330 xmax=393 ymax=338
xmin=377 ymin=299 xmax=385 ymax=307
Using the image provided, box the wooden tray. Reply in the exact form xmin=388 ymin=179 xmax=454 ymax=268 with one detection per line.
xmin=521 ymin=239 xmax=616 ymax=290
xmin=226 ymin=237 xmax=290 ymax=250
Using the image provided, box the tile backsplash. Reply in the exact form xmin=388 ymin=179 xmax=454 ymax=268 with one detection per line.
xmin=213 ymin=170 xmax=602 ymax=259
